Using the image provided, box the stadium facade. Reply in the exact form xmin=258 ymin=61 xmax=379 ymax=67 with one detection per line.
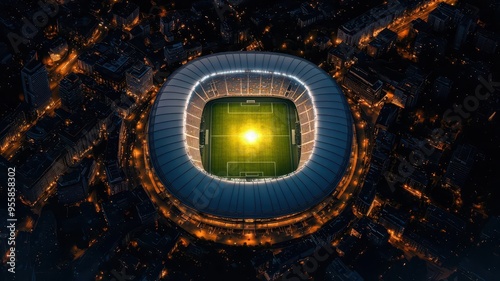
xmin=146 ymin=52 xmax=354 ymax=236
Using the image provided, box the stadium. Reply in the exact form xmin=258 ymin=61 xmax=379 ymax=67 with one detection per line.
xmin=145 ymin=52 xmax=355 ymax=243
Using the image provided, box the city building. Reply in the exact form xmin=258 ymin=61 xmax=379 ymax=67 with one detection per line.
xmin=191 ymin=0 xmax=213 ymax=17
xmin=94 ymin=54 xmax=133 ymax=91
xmin=370 ymin=129 xmax=396 ymax=173
xmin=57 ymin=158 xmax=96 ymax=205
xmin=105 ymin=161 xmax=127 ymax=195
xmin=433 ymin=76 xmax=453 ymax=101
xmin=21 ymin=59 xmax=52 ymax=110
xmin=313 ymin=36 xmax=332 ymax=51
xmin=132 ymin=187 xmax=158 ymax=225
xmin=145 ymin=32 xmax=167 ymax=52
xmin=73 ymin=232 xmax=122 ymax=280
xmin=101 ymin=191 xmax=133 ymax=229
xmin=18 ymin=140 xmax=70 ymax=203
xmin=126 ymin=63 xmax=153 ymax=98
xmin=26 ymin=115 xmax=61 ymax=144
xmin=444 ymin=144 xmax=477 ymax=189
xmin=164 ymin=42 xmax=186 ymax=66
xmin=227 ymin=0 xmax=248 ymax=6
xmin=59 ymin=115 xmax=100 ymax=160
xmin=48 ymin=37 xmax=69 ymax=62
xmin=161 ymin=11 xmax=181 ymax=34
xmin=475 ymin=29 xmax=500 ymax=55
xmin=0 ymin=103 xmax=27 ymax=149
xmin=112 ymin=1 xmax=139 ymax=29
xmin=427 ymin=2 xmax=464 ymax=33
xmin=57 ymin=14 xmax=100 ymax=46
xmin=31 ymin=210 xmax=59 ymax=269
xmin=427 ymin=9 xmax=451 ymax=33
xmin=351 ymin=217 xmax=389 ymax=246
xmin=129 ymin=24 xmax=149 ymax=39
xmin=184 ymin=41 xmax=203 ymax=60
xmin=337 ymin=1 xmax=403 ymax=46
xmin=105 ymin=115 xmax=127 ymax=195
xmin=297 ymin=11 xmax=324 ymax=28
xmin=409 ymin=18 xmax=430 ymax=40
xmin=327 ymin=43 xmax=356 ymax=71
xmin=220 ymin=16 xmax=249 ymax=45
xmin=425 ymin=205 xmax=466 ymax=233
xmin=59 ymin=73 xmax=84 ymax=112
xmin=453 ymin=17 xmax=474 ymax=50
xmin=366 ymin=28 xmax=397 ymax=58
xmin=378 ymin=205 xmax=408 ymax=238
xmin=354 ymin=167 xmax=378 ymax=215
xmin=413 ymin=33 xmax=447 ymax=60
xmin=0 ymin=42 xmax=12 ymax=64
xmin=480 ymin=216 xmax=500 ymax=242
xmin=395 ymin=65 xmax=427 ymax=108
xmin=342 ymin=65 xmax=383 ymax=105
xmin=376 ymin=104 xmax=400 ymax=131
xmin=324 ymin=258 xmax=364 ymax=281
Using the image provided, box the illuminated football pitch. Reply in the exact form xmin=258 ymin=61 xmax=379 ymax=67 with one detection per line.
xmin=201 ymin=98 xmax=299 ymax=178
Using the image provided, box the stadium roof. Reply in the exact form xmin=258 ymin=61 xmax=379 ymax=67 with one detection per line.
xmin=148 ymin=52 xmax=353 ymax=219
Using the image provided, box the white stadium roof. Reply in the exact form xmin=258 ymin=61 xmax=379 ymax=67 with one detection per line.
xmin=148 ymin=52 xmax=353 ymax=219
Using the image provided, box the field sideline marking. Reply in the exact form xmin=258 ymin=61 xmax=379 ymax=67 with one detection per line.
xmin=286 ymin=102 xmax=294 ymax=170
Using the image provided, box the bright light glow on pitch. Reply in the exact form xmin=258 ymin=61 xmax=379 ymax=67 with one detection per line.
xmin=243 ymin=130 xmax=259 ymax=144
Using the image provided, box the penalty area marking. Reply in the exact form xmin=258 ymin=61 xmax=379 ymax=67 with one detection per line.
xmin=227 ymin=102 xmax=274 ymax=114
xmin=239 ymin=171 xmax=264 ymax=177
xmin=211 ymin=134 xmax=290 ymax=137
xmin=240 ymin=100 xmax=260 ymax=106
xmin=227 ymin=161 xmax=276 ymax=177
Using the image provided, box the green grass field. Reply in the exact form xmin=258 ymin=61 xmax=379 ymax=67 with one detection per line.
xmin=201 ymin=98 xmax=298 ymax=178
